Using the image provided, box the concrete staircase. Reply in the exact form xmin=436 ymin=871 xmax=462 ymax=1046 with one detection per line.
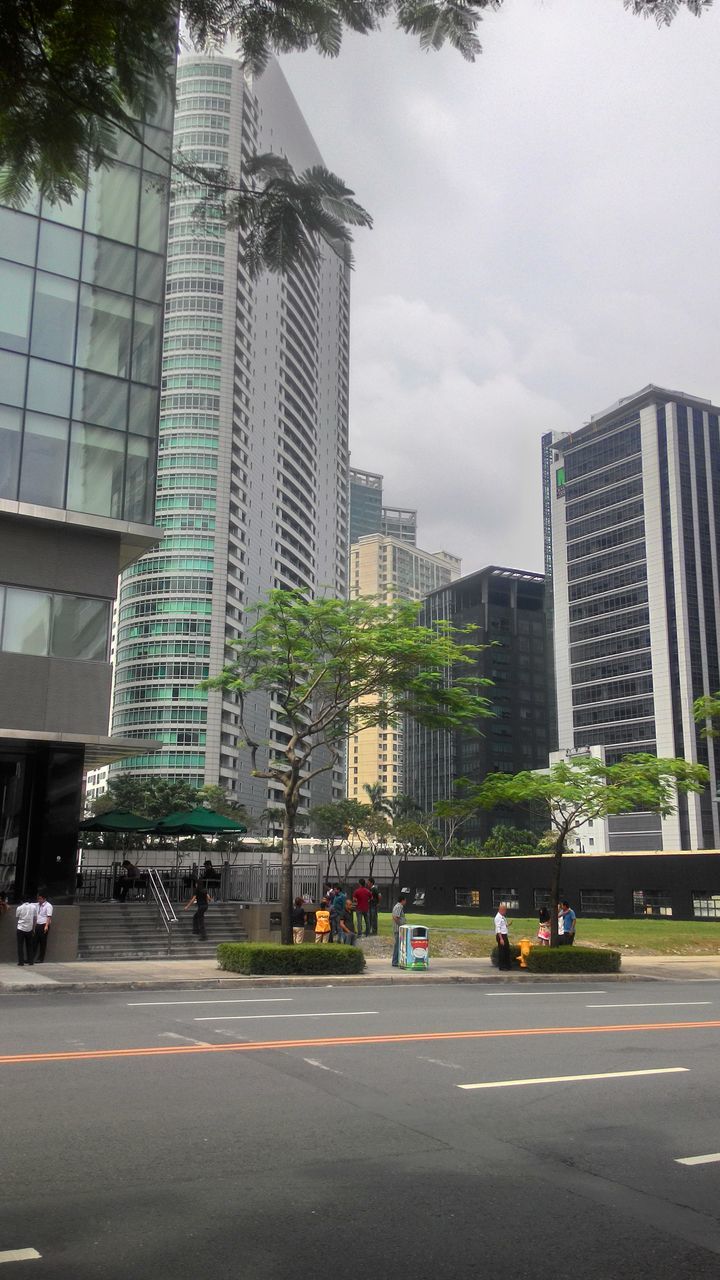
xmin=78 ymin=902 xmax=249 ymax=960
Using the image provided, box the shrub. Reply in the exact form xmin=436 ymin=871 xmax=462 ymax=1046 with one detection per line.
xmin=217 ymin=941 xmax=366 ymax=976
xmin=525 ymin=946 xmax=621 ymax=974
xmin=490 ymin=943 xmax=522 ymax=968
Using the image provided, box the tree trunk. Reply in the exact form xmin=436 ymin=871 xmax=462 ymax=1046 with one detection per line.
xmin=549 ymin=834 xmax=564 ymax=947
xmin=281 ymin=786 xmax=298 ymax=946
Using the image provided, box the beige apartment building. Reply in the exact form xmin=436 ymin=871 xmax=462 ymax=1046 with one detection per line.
xmin=348 ymin=534 xmax=461 ymax=801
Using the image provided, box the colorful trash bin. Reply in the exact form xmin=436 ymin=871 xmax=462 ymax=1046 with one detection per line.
xmin=399 ymin=924 xmax=429 ymax=970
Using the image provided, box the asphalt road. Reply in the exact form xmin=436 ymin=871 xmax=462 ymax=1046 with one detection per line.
xmin=3 ymin=978 xmax=720 ymax=1278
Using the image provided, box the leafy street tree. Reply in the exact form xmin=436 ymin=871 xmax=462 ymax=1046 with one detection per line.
xmin=92 ymin=773 xmax=199 ymax=820
xmin=206 ymin=589 xmax=492 ymax=942
xmin=472 ymin=754 xmax=708 ymax=944
xmin=310 ymin=803 xmax=349 ymax=879
xmin=0 ymin=0 xmax=706 ymax=265
xmin=694 ymin=692 xmax=720 ymax=737
xmin=195 ymin=784 xmax=251 ymax=827
xmin=481 ymin=824 xmax=540 ymax=858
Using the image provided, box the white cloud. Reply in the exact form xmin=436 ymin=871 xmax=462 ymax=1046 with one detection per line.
xmin=280 ymin=0 xmax=720 ymax=569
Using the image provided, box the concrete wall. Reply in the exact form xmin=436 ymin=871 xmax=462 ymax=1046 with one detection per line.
xmin=0 ymin=905 xmax=80 ymax=963
xmin=0 ymin=517 xmax=120 ymax=598
xmin=0 ymin=654 xmax=112 ymax=736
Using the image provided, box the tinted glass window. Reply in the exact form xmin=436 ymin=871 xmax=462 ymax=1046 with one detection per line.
xmin=0 ymin=261 xmax=33 ymax=352
xmin=19 ymin=413 xmax=68 ymax=507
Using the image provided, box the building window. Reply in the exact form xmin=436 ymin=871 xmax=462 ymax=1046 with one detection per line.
xmin=0 ymin=585 xmax=111 ymax=661
xmin=492 ymin=888 xmax=519 ymax=911
xmin=412 ymin=890 xmax=426 ymax=907
xmin=692 ymin=893 xmax=720 ymax=919
xmin=633 ymin=889 xmax=672 ymax=917
xmin=455 ymin=888 xmax=480 ymax=908
xmin=580 ymin=890 xmax=615 ymax=916
xmin=534 ymin=889 xmax=552 ymax=910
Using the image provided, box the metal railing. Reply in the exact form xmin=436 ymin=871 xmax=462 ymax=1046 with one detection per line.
xmin=76 ymin=860 xmax=324 ymax=905
xmin=147 ymin=867 xmax=178 ymax=933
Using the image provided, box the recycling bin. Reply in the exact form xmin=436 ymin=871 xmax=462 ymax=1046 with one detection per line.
xmin=399 ymin=924 xmax=429 ymax=970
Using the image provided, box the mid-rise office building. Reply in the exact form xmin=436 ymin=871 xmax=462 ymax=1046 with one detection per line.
xmin=405 ymin=567 xmax=549 ymax=841
xmin=110 ymin=55 xmax=350 ymax=818
xmin=545 ymin=384 xmax=720 ymax=851
xmin=348 ymin=534 xmax=461 ymax=801
xmin=349 ymin=467 xmax=383 ymax=545
xmin=0 ymin=97 xmax=173 ymax=917
xmin=381 ymin=505 xmax=417 ymax=545
xmin=348 ymin=466 xmax=417 ymax=547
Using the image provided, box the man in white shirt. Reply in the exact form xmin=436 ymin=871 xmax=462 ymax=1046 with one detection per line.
xmin=16 ymin=899 xmax=37 ymax=966
xmin=494 ymin=902 xmax=512 ymax=971
xmin=34 ymin=890 xmax=54 ymax=963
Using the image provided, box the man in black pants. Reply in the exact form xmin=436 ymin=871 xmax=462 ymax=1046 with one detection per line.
xmin=494 ymin=902 xmax=512 ymax=971
xmin=184 ymin=880 xmax=211 ymax=940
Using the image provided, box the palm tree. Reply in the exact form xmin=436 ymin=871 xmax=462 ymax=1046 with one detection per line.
xmin=363 ymin=783 xmax=391 ymax=815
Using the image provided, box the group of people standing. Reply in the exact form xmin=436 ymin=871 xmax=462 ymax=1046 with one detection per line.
xmin=494 ymin=899 xmax=577 ymax=970
xmin=12 ymin=891 xmax=53 ymax=966
xmin=295 ymin=878 xmax=382 ymax=944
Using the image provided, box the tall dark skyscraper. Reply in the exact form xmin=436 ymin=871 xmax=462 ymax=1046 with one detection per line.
xmin=545 ymin=384 xmax=720 ymax=851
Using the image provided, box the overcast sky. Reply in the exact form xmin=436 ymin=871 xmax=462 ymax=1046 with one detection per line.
xmin=276 ymin=0 xmax=720 ymax=573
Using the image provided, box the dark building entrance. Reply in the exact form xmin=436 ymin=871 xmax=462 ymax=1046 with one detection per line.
xmin=0 ymin=744 xmax=84 ymax=904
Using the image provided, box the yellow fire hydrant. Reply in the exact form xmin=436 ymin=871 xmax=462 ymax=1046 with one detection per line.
xmin=518 ymin=937 xmax=533 ymax=969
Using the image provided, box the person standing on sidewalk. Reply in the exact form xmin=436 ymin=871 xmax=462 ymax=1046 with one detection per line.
xmin=16 ymin=898 xmax=37 ymax=966
xmin=292 ymin=897 xmax=307 ymax=944
xmin=494 ymin=902 xmax=512 ymax=971
xmin=314 ymin=899 xmax=331 ymax=943
xmin=391 ymin=892 xmax=408 ymax=967
xmin=353 ymin=879 xmax=372 ymax=937
xmin=560 ymin=900 xmax=576 ymax=946
xmin=368 ymin=877 xmax=381 ymax=935
xmin=34 ymin=890 xmax=53 ymax=963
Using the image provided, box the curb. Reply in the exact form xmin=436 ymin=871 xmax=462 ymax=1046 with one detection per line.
xmin=0 ymin=970 xmax=641 ymax=994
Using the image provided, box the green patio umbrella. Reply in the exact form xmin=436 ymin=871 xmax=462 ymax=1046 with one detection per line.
xmin=78 ymin=810 xmax=154 ymax=832
xmin=153 ymin=807 xmax=247 ymax=835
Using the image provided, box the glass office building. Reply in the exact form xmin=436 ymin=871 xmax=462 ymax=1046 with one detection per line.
xmin=546 ymin=385 xmax=720 ymax=850
xmin=0 ymin=100 xmax=172 ymax=926
xmin=404 ymin=567 xmax=549 ymax=843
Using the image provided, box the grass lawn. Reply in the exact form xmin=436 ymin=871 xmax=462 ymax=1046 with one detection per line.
xmin=376 ymin=912 xmax=720 ymax=956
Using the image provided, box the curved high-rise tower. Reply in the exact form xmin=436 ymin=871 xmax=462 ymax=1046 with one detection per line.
xmin=111 ymin=54 xmax=350 ymax=817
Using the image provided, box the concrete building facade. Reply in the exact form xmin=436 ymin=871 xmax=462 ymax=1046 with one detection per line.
xmin=110 ymin=55 xmax=350 ymax=821
xmin=348 ymin=534 xmax=461 ymax=802
xmin=545 ymin=384 xmax=720 ymax=851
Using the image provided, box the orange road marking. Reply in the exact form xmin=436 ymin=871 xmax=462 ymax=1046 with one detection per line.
xmin=1 ymin=1018 xmax=720 ymax=1066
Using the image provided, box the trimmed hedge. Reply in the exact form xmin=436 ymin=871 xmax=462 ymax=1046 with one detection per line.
xmin=525 ymin=946 xmax=621 ymax=974
xmin=490 ymin=943 xmax=522 ymax=968
xmin=217 ymin=941 xmax=366 ymax=976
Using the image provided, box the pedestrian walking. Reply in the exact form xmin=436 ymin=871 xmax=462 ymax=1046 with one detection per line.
xmin=184 ymin=880 xmax=212 ymax=940
xmin=314 ymin=898 xmax=331 ymax=943
xmin=353 ymin=878 xmax=372 ymax=937
xmin=292 ymin=897 xmax=307 ymax=944
xmin=34 ymin=889 xmax=53 ymax=962
xmin=368 ymin=877 xmax=381 ymax=935
xmin=536 ymin=907 xmax=551 ymax=946
xmin=494 ymin=902 xmax=512 ymax=971
xmin=560 ymin=899 xmax=576 ymax=945
xmin=0 ymin=891 xmax=8 ymax=916
xmin=391 ymin=892 xmax=408 ymax=967
xmin=16 ymin=898 xmax=37 ymax=966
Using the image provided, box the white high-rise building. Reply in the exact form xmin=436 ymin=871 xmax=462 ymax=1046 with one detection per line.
xmin=545 ymin=384 xmax=720 ymax=852
xmin=109 ymin=54 xmax=350 ymax=818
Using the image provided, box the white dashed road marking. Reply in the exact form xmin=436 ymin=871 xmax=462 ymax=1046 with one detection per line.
xmin=0 ymin=1249 xmax=42 ymax=1264
xmin=675 ymin=1153 xmax=720 ymax=1166
xmin=194 ymin=1010 xmax=378 ymax=1022
xmin=127 ymin=998 xmax=293 ymax=1007
xmin=458 ymin=1067 xmax=689 ymax=1091
xmin=586 ymin=1002 xmax=712 ymax=1009
xmin=159 ymin=1032 xmax=214 ymax=1047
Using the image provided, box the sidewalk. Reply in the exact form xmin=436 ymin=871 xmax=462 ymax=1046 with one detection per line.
xmin=3 ymin=953 xmax=717 ymax=993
